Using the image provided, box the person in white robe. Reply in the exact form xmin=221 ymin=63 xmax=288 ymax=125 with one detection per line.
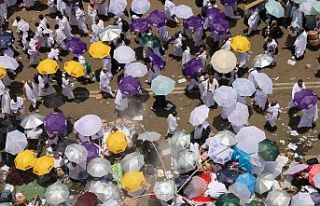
xmin=61 ymin=73 xmax=75 ymax=101
xmin=48 ymin=48 xmax=60 ymax=62
xmin=97 ymin=0 xmax=108 ymax=16
xmin=254 ymin=88 xmax=267 ymax=111
xmin=158 ymin=25 xmax=169 ymax=42
xmin=23 ymin=0 xmax=34 ymax=9
xmin=87 ymin=3 xmax=97 ymax=26
xmin=90 ymin=19 xmax=104 ymax=42
xmin=54 ymin=24 xmax=68 ymax=52
xmin=172 ymin=33 xmax=183 ymax=57
xmin=182 ymin=46 xmax=192 ymax=65
xmin=192 ymin=121 xmax=210 ymax=144
xmin=200 ymin=76 xmax=219 ymax=107
xmin=38 ymin=74 xmax=56 ymax=97
xmin=238 ymin=51 xmax=251 ymax=69
xmin=293 ymin=29 xmax=307 ymax=59
xmin=114 ymin=90 xmax=128 ymax=112
xmin=289 ymin=79 xmax=306 ymax=108
xmin=34 ymin=23 xmax=45 ymax=48
xmin=1 ymin=88 xmax=10 ymax=116
xmin=220 ymin=35 xmax=232 ymax=50
xmin=247 ymin=6 xmax=260 ymax=36
xmin=266 ymin=100 xmax=281 ymax=130
xmin=248 ymin=68 xmax=258 ymax=85
xmin=298 ymin=104 xmax=318 ymax=128
xmin=147 ymin=64 xmax=161 ymax=83
xmin=56 ymin=14 xmax=73 ymax=38
xmin=75 ymin=5 xmax=89 ymax=35
xmin=196 ymin=47 xmax=207 ymax=70
xmin=164 ymin=0 xmax=179 ymax=23
xmin=99 ymin=68 xmax=115 ymax=97
xmin=23 ymin=80 xmax=39 ymax=112
xmin=166 ymin=113 xmax=177 ymax=137
xmin=28 ymin=38 xmax=40 ymax=66
xmin=16 ymin=17 xmax=30 ymax=51
xmin=290 ymin=6 xmax=303 ymax=30
xmin=39 ymin=14 xmax=48 ymax=30
xmin=10 ymin=94 xmax=25 ymax=120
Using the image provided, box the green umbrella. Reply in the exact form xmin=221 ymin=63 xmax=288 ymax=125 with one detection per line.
xmin=258 ymin=139 xmax=279 ymax=161
xmin=215 ymin=193 xmax=240 ymax=206
xmin=16 ymin=181 xmax=46 ymax=201
xmin=247 ymin=200 xmax=266 ymax=206
xmin=151 ymin=75 xmax=175 ymax=95
xmin=141 ymin=34 xmax=161 ymax=48
xmin=265 ymin=0 xmax=285 ymax=18
xmin=291 ymin=0 xmax=305 ymax=4
xmin=314 ymin=1 xmax=320 ymax=13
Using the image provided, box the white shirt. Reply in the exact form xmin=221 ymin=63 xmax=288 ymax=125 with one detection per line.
xmin=164 ymin=0 xmax=175 ymax=17
xmin=10 ymin=97 xmax=24 ymax=113
xmin=167 ymin=114 xmax=177 ymax=133
xmin=291 ymin=82 xmax=306 ymax=100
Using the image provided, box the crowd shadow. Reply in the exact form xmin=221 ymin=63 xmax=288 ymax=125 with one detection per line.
xmin=73 ymin=86 xmax=90 ymax=103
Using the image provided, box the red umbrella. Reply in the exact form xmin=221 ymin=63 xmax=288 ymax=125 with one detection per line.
xmin=75 ymin=192 xmax=97 ymax=206
xmin=309 ymin=164 xmax=320 ymax=186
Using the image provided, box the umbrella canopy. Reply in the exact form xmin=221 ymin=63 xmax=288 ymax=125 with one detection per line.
xmin=33 ymin=156 xmax=54 ymax=176
xmin=121 ymin=152 xmax=144 ymax=172
xmin=74 ymin=114 xmax=102 ymax=137
xmin=138 ymin=131 xmax=161 ymax=142
xmin=16 ymin=181 xmax=45 ymax=200
xmin=247 ymin=200 xmax=266 ymax=206
xmin=109 ymin=0 xmax=127 ymax=15
xmin=227 ymin=102 xmax=249 ymax=126
xmin=0 ymin=67 xmax=6 ymax=79
xmin=253 ymin=54 xmax=273 ymax=68
xmin=255 ymin=72 xmax=273 ymax=94
xmin=232 ymin=78 xmax=256 ymax=97
xmin=99 ymin=25 xmax=121 ymax=42
xmin=130 ymin=18 xmax=151 ymax=33
xmin=208 ymin=181 xmax=227 ymax=199
xmin=169 ymin=130 xmax=190 ymax=152
xmin=206 ymin=7 xmax=224 ymax=19
xmin=184 ymin=16 xmax=203 ymax=30
xmin=184 ymin=176 xmax=207 ymax=198
xmin=83 ymin=142 xmax=100 ymax=161
xmin=214 ymin=86 xmax=237 ymax=107
xmin=131 ymin=0 xmax=150 ymax=14
xmin=151 ymin=75 xmax=175 ymax=95
xmin=215 ymin=193 xmax=240 ymax=206
xmin=291 ymin=192 xmax=315 ymax=206
xmin=231 ymin=35 xmax=251 ymax=53
xmin=189 ymin=105 xmax=210 ymax=126
xmin=76 ymin=192 xmax=97 ymax=206
xmin=218 ymin=169 xmax=239 ymax=185
xmin=250 ymin=153 xmax=266 ymax=175
xmin=235 ymin=126 xmax=266 ymax=154
xmin=211 ymin=50 xmax=237 ymax=74
xmin=124 ymin=62 xmax=148 ymax=77
xmin=285 ymin=163 xmax=309 ymax=175
xmin=142 ymin=34 xmax=161 ymax=48
xmin=208 ymin=140 xmax=233 ymax=164
xmin=118 ymin=76 xmax=141 ymax=96
xmin=44 ymin=112 xmax=67 ymax=135
xmin=265 ymin=0 xmax=285 ymax=18
xmin=45 ymin=182 xmax=69 ymax=205
xmin=64 ymin=60 xmax=85 ymax=78
xmin=229 ymin=183 xmax=251 ymax=205
xmin=213 ymin=130 xmax=237 ymax=147
xmin=122 ymin=171 xmax=145 ymax=192
xmin=258 ymin=139 xmax=279 ymax=161
xmin=176 ymin=150 xmax=199 ymax=173
xmin=0 ymin=56 xmax=19 ymax=70
xmin=43 ymin=93 xmax=66 ymax=108
xmin=147 ymin=10 xmax=167 ymax=27
xmin=175 ymin=5 xmax=193 ymax=19
xmin=254 ymin=173 xmax=274 ymax=194
xmin=149 ymin=52 xmax=166 ymax=70
xmin=308 ymin=164 xmax=320 ymax=186
xmin=299 ymin=0 xmax=320 ymax=15
xmin=183 ymin=58 xmax=203 ymax=78
xmin=220 ymin=0 xmax=236 ymax=6
xmin=89 ymin=41 xmax=111 ymax=59
xmin=266 ymin=190 xmax=290 ymax=206
xmin=294 ymin=89 xmax=318 ymax=110
xmin=20 ymin=114 xmax=45 ymax=129
xmin=15 ymin=150 xmax=36 ymax=171
xmin=66 ymin=37 xmax=87 ymax=55
xmin=5 ymin=130 xmax=27 ymax=155
xmin=65 ymin=144 xmax=88 ymax=164
xmin=85 ymin=181 xmax=120 ymax=202
xmin=106 ymin=130 xmax=127 ymax=154
xmin=291 ymin=0 xmax=305 ymax=3
xmin=236 ymin=173 xmax=255 ymax=194
xmin=114 ymin=46 xmax=136 ymax=64
xmin=37 ymin=59 xmax=59 ymax=75
xmin=0 ymin=32 xmax=14 ymax=49
xmin=87 ymin=157 xmax=111 ymax=177
xmin=153 ymin=180 xmax=176 ymax=201
xmin=314 ymin=173 xmax=320 ymax=188
xmin=209 ymin=18 xmax=230 ymax=36
xmin=232 ymin=147 xmax=252 ymax=172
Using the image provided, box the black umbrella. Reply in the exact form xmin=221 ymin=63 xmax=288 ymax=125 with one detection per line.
xmin=43 ymin=93 xmax=66 ymax=108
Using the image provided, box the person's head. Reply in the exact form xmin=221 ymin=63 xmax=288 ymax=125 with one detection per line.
xmin=16 ymin=16 xmax=21 ymax=22
xmin=102 ymin=67 xmax=108 ymax=73
xmin=208 ymin=75 xmax=213 ymax=82
xmin=11 ymin=94 xmax=17 ymax=102
xmin=266 ymin=37 xmax=273 ymax=43
xmin=72 ymin=56 xmax=79 ymax=61
xmin=54 ymin=24 xmax=59 ymax=30
xmin=199 ymin=46 xmax=204 ymax=53
xmin=89 ymin=2 xmax=95 ymax=7
xmin=35 ymin=22 xmax=39 ymax=27
xmin=298 ymin=79 xmax=303 ymax=87
xmin=39 ymin=14 xmax=44 ymax=20
xmin=270 ymin=100 xmax=277 ymax=106
xmin=271 ymin=20 xmax=278 ymax=27
xmin=57 ymin=13 xmax=63 ymax=19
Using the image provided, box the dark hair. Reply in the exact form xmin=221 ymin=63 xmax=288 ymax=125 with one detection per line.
xmin=54 ymin=24 xmax=59 ymax=30
xmin=39 ymin=14 xmax=44 ymax=20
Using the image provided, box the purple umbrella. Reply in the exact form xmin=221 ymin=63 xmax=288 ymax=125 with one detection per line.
xmin=149 ymin=52 xmax=166 ymax=70
xmin=184 ymin=16 xmax=203 ymax=30
xmin=209 ymin=18 xmax=229 ymax=36
xmin=130 ymin=18 xmax=151 ymax=33
xmin=83 ymin=142 xmax=99 ymax=161
xmin=220 ymin=0 xmax=237 ymax=6
xmin=118 ymin=75 xmax=142 ymax=96
xmin=207 ymin=7 xmax=225 ymax=20
xmin=66 ymin=37 xmax=87 ymax=55
xmin=147 ymin=10 xmax=167 ymax=27
xmin=183 ymin=58 xmax=203 ymax=78
xmin=294 ymin=89 xmax=318 ymax=110
xmin=44 ymin=112 xmax=67 ymax=135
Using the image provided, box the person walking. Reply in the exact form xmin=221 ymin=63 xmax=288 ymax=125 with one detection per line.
xmin=99 ymin=67 xmax=115 ymax=97
xmin=23 ymin=80 xmax=39 ymax=112
xmin=61 ymin=72 xmax=75 ymax=102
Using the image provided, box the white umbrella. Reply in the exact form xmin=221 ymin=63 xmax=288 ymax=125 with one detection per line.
xmin=235 ymin=126 xmax=266 ymax=154
xmin=299 ymin=0 xmax=319 ymax=15
xmin=285 ymin=163 xmax=309 ymax=175
xmin=138 ymin=131 xmax=161 ymax=142
xmin=124 ymin=62 xmax=148 ymax=77
xmin=255 ymin=73 xmax=273 ymax=94
xmin=74 ymin=114 xmax=102 ymax=137
xmin=131 ymin=0 xmax=150 ymax=14
xmin=109 ymin=0 xmax=127 ymax=15
xmin=208 ymin=181 xmax=227 ymax=199
xmin=45 ymin=182 xmax=69 ymax=205
xmin=0 ymin=56 xmax=19 ymax=70
xmin=99 ymin=25 xmax=122 ymax=41
xmin=153 ymin=181 xmax=176 ymax=201
xmin=291 ymin=192 xmax=315 ymax=206
xmin=121 ymin=152 xmax=144 ymax=172
xmin=114 ymin=46 xmax=136 ymax=64
xmin=85 ymin=181 xmax=120 ymax=202
xmin=253 ymin=54 xmax=273 ymax=68
xmin=314 ymin=173 xmax=320 ymax=189
xmin=184 ymin=176 xmax=207 ymax=198
xmin=229 ymin=183 xmax=251 ymax=205
xmin=250 ymin=153 xmax=266 ymax=175
xmin=266 ymin=190 xmax=290 ymax=206
xmin=20 ymin=114 xmax=45 ymax=129
xmin=232 ymin=78 xmax=256 ymax=97
xmin=176 ymin=150 xmax=199 ymax=174
xmin=87 ymin=157 xmax=111 ymax=177
xmin=189 ymin=105 xmax=210 ymax=126
xmin=214 ymin=86 xmax=237 ymax=107
xmin=174 ymin=5 xmax=193 ymax=19
xmin=227 ymin=102 xmax=249 ymax=126
xmin=255 ymin=173 xmax=275 ymax=194
xmin=151 ymin=75 xmax=175 ymax=95
xmin=211 ymin=50 xmax=237 ymax=74
xmin=208 ymin=140 xmax=233 ymax=164
xmin=169 ymin=130 xmax=190 ymax=152
xmin=5 ymin=130 xmax=27 ymax=155
xmin=65 ymin=144 xmax=88 ymax=164
xmin=213 ymin=130 xmax=237 ymax=147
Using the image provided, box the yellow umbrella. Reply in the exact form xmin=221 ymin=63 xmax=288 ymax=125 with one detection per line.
xmin=89 ymin=41 xmax=111 ymax=59
xmin=231 ymin=35 xmax=251 ymax=53
xmin=122 ymin=171 xmax=145 ymax=192
xmin=37 ymin=59 xmax=59 ymax=74
xmin=0 ymin=67 xmax=6 ymax=79
xmin=33 ymin=156 xmax=54 ymax=176
xmin=15 ymin=150 xmax=37 ymax=171
xmin=106 ymin=130 xmax=127 ymax=154
xmin=64 ymin=61 xmax=85 ymax=78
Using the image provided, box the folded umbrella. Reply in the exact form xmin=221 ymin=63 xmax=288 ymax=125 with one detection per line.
xmin=184 ymin=16 xmax=203 ymax=30
xmin=153 ymin=180 xmax=176 ymax=201
xmin=255 ymin=72 xmax=273 ymax=94
xmin=258 ymin=139 xmax=279 ymax=161
xmin=114 ymin=46 xmax=136 ymax=64
xmin=124 ymin=61 xmax=148 ymax=77
xmin=131 ymin=0 xmax=150 ymax=14
xmin=189 ymin=105 xmax=210 ymax=126
xmin=208 ymin=140 xmax=233 ymax=164
xmin=130 ymin=18 xmax=151 ymax=33
xmin=149 ymin=52 xmax=166 ymax=70
xmin=183 ymin=58 xmax=203 ymax=78
xmin=255 ymin=173 xmax=275 ymax=194
xmin=99 ymin=25 xmax=121 ymax=42
xmin=151 ymin=75 xmax=175 ymax=95
xmin=214 ymin=86 xmax=237 ymax=107
xmin=43 ymin=93 xmax=66 ymax=108
xmin=85 ymin=181 xmax=120 ymax=202
xmin=291 ymin=192 xmax=315 ymax=206
xmin=5 ymin=130 xmax=27 ymax=155
xmin=253 ymin=54 xmax=273 ymax=68
xmin=184 ymin=176 xmax=207 ymax=198
xmin=209 ymin=18 xmax=229 ymax=36
xmin=294 ymin=89 xmax=318 ymax=110
xmin=235 ymin=126 xmax=266 ymax=154
xmin=169 ymin=130 xmax=190 ymax=152
xmin=121 ymin=152 xmax=144 ymax=172
xmin=211 ymin=50 xmax=237 ymax=74
xmin=109 ymin=0 xmax=127 ymax=15
xmin=265 ymin=0 xmax=285 ymax=18
xmin=74 ymin=114 xmax=102 ymax=137
xmin=66 ymin=37 xmax=87 ymax=55
xmin=65 ymin=144 xmax=88 ymax=164
xmin=45 ymin=182 xmax=69 ymax=205
xmin=174 ymin=5 xmax=193 ymax=19
xmin=147 ymin=10 xmax=167 ymax=27
xmin=232 ymin=78 xmax=256 ymax=97
xmin=87 ymin=157 xmax=111 ymax=177
xmin=44 ymin=112 xmax=67 ymax=135
xmin=227 ymin=102 xmax=249 ymax=126
xmin=20 ymin=114 xmax=45 ymax=129
xmin=266 ymin=190 xmax=290 ymax=206
xmin=231 ymin=35 xmax=251 ymax=53
xmin=89 ymin=41 xmax=111 ymax=59
xmin=118 ymin=75 xmax=141 ymax=96
xmin=213 ymin=130 xmax=237 ymax=147
xmin=0 ymin=56 xmax=19 ymax=70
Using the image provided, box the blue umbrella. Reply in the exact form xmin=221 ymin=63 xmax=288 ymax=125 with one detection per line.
xmin=0 ymin=32 xmax=14 ymax=49
xmin=235 ymin=173 xmax=255 ymax=195
xmin=232 ymin=147 xmax=252 ymax=173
